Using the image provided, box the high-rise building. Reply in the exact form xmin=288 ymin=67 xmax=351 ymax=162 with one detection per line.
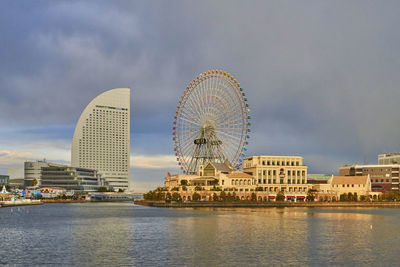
xmin=71 ymin=88 xmax=130 ymax=191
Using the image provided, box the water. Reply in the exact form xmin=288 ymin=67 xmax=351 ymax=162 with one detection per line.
xmin=1 ymin=203 xmax=400 ymax=266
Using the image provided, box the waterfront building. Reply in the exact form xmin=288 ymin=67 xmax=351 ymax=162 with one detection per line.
xmin=339 ymin=164 xmax=399 ymax=192
xmin=243 ymin=156 xmax=311 ymax=197
xmin=71 ymin=88 xmax=131 ymax=192
xmin=378 ymin=153 xmax=400 ymax=165
xmin=0 ymin=175 xmax=9 ymax=186
xmin=41 ymin=166 xmax=100 ymax=191
xmin=314 ymin=175 xmax=378 ymax=201
xmin=164 ymin=156 xmax=311 ymax=201
xmin=24 ymin=161 xmax=66 ymax=187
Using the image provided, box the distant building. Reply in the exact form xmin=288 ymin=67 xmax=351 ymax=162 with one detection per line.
xmin=378 ymin=153 xmax=400 ymax=165
xmin=339 ymin=164 xmax=399 ymax=192
xmin=24 ymin=161 xmax=66 ymax=187
xmin=41 ymin=166 xmax=100 ymax=191
xmin=71 ymin=88 xmax=131 ymax=192
xmin=0 ymin=175 xmax=9 ymax=186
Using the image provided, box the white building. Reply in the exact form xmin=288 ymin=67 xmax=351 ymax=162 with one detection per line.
xmin=24 ymin=161 xmax=66 ymax=187
xmin=71 ymin=88 xmax=131 ymax=191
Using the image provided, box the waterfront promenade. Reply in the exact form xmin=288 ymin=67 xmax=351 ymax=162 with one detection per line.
xmin=0 ymin=199 xmax=41 ymax=208
xmin=136 ymin=200 xmax=400 ymax=208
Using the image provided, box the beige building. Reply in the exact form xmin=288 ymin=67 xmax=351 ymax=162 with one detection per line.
xmin=314 ymin=175 xmax=380 ymax=201
xmin=243 ymin=156 xmax=311 ymax=197
xmin=164 ymin=155 xmax=311 ymax=201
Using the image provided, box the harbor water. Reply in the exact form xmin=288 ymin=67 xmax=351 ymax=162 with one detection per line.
xmin=1 ymin=203 xmax=400 ymax=266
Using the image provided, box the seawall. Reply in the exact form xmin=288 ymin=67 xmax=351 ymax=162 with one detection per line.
xmin=135 ymin=200 xmax=400 ymax=208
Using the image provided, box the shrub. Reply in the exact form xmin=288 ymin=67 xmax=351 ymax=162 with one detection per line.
xmin=213 ymin=193 xmax=218 ymax=201
xmin=276 ymin=191 xmax=285 ymax=201
xmin=220 ymin=191 xmax=227 ymax=201
xmin=172 ymin=192 xmax=181 ymax=202
xmin=192 ymin=192 xmax=201 ymax=201
xmin=306 ymin=190 xmax=315 ymax=202
xmin=195 ymin=185 xmax=203 ymax=191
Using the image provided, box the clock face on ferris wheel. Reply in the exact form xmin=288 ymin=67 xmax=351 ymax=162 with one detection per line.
xmin=173 ymin=69 xmax=250 ymax=174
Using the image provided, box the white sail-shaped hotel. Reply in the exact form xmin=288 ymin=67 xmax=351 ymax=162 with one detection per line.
xmin=71 ymin=88 xmax=130 ymax=191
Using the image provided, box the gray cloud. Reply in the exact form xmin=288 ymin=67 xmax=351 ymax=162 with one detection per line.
xmin=1 ymin=0 xmax=400 ymax=185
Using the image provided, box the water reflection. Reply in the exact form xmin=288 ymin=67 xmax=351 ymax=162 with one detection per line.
xmin=1 ymin=204 xmax=400 ymax=266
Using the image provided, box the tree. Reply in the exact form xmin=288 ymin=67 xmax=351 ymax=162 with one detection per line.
xmin=180 ymin=180 xmax=188 ymax=186
xmin=32 ymin=179 xmax=38 ymax=187
xmin=306 ymin=189 xmax=315 ymax=202
xmin=227 ymin=192 xmax=233 ymax=201
xmin=276 ymin=191 xmax=285 ymax=201
xmin=360 ymin=195 xmax=366 ymax=201
xmin=192 ymin=192 xmax=201 ymax=201
xmin=98 ymin=187 xmax=108 ymax=192
xmin=220 ymin=191 xmax=227 ymax=201
xmin=347 ymin=192 xmax=353 ymax=201
xmin=213 ymin=193 xmax=218 ymax=201
xmin=353 ymin=192 xmax=358 ymax=201
xmin=172 ymin=192 xmax=181 ymax=202
xmin=165 ymin=192 xmax=172 ymax=202
xmin=144 ymin=190 xmax=156 ymax=200
xmin=340 ymin=193 xmax=347 ymax=202
xmin=5 ymin=184 xmax=11 ymax=191
xmin=118 ymin=188 xmax=124 ymax=193
xmin=195 ymin=185 xmax=203 ymax=191
xmin=251 ymin=192 xmax=257 ymax=202
xmin=232 ymin=192 xmax=238 ymax=201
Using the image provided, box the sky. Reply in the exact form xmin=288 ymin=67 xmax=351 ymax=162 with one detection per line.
xmin=1 ymin=1 xmax=400 ymax=192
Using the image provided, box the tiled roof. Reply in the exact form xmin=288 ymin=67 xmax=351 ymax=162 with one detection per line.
xmin=210 ymin=162 xmax=232 ymax=173
xmin=331 ymin=176 xmax=369 ymax=185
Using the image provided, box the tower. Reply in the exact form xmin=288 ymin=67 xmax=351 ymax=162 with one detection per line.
xmin=71 ymin=88 xmax=130 ymax=191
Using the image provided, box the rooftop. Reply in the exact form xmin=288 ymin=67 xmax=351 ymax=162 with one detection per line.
xmin=331 ymin=176 xmax=369 ymax=185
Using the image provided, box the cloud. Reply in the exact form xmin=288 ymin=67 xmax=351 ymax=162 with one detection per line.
xmin=131 ymin=154 xmax=179 ymax=170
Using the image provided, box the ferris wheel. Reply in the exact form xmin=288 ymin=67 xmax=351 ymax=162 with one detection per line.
xmin=172 ymin=69 xmax=250 ymax=174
